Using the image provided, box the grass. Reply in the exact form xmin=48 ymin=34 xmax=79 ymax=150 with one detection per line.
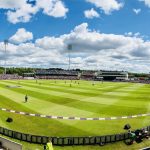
xmin=0 ymin=80 xmax=150 ymax=149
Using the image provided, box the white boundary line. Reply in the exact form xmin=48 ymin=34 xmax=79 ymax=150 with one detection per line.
xmin=0 ymin=107 xmax=149 ymax=121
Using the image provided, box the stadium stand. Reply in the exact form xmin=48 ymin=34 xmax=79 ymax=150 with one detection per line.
xmin=96 ymin=70 xmax=128 ymax=81
xmin=35 ymin=69 xmax=130 ymax=81
xmin=35 ymin=69 xmax=79 ymax=80
xmin=80 ymin=70 xmax=96 ymax=80
xmin=0 ymin=74 xmax=22 ymax=80
xmin=0 ymin=68 xmax=149 ymax=84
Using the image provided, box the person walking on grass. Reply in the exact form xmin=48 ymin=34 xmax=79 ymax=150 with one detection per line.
xmin=25 ymin=94 xmax=28 ymax=103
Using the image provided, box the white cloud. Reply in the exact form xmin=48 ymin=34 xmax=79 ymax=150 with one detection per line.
xmin=7 ymin=4 xmax=38 ymax=24
xmin=35 ymin=36 xmax=64 ymax=50
xmin=9 ymin=28 xmax=33 ymax=44
xmin=125 ymin=32 xmax=133 ymax=36
xmin=0 ymin=0 xmax=69 ymax=24
xmin=86 ymin=0 xmax=123 ymax=14
xmin=84 ymin=8 xmax=100 ymax=19
xmin=139 ymin=0 xmax=150 ymax=7
xmin=125 ymin=32 xmax=141 ymax=37
xmin=33 ymin=23 xmax=150 ymax=72
xmin=1 ymin=23 xmax=150 ymax=73
xmin=0 ymin=0 xmax=38 ymax=24
xmin=0 ymin=0 xmax=25 ymax=9
xmin=133 ymin=8 xmax=141 ymax=14
xmin=37 ymin=0 xmax=68 ymax=18
xmin=134 ymin=32 xmax=140 ymax=37
xmin=48 ymin=1 xmax=68 ymax=17
xmin=73 ymin=23 xmax=89 ymax=33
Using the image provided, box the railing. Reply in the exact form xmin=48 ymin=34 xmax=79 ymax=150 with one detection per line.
xmin=0 ymin=126 xmax=150 ymax=146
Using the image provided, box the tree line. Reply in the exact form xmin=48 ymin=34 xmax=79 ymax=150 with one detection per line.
xmin=0 ymin=67 xmax=35 ymax=76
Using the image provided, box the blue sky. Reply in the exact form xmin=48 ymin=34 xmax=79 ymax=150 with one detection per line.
xmin=0 ymin=0 xmax=150 ymax=72
xmin=0 ymin=0 xmax=150 ymax=39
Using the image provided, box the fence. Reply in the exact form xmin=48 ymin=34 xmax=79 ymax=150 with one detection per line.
xmin=0 ymin=126 xmax=150 ymax=146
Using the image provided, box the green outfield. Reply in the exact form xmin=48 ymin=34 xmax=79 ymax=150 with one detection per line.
xmin=0 ymin=80 xmax=150 ymax=142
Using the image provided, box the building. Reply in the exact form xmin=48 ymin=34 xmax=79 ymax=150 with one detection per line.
xmin=96 ymin=71 xmax=128 ymax=81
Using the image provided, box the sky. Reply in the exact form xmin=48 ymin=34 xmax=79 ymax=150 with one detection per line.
xmin=0 ymin=0 xmax=150 ymax=73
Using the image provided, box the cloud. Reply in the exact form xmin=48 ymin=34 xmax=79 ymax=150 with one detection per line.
xmin=84 ymin=8 xmax=100 ymax=19
xmin=125 ymin=32 xmax=141 ymax=37
xmin=130 ymin=42 xmax=150 ymax=58
xmin=0 ymin=23 xmax=150 ymax=72
xmin=0 ymin=0 xmax=38 ymax=24
xmin=73 ymin=23 xmax=89 ymax=33
xmin=0 ymin=0 xmax=69 ymax=24
xmin=86 ymin=0 xmax=123 ymax=14
xmin=139 ymin=0 xmax=150 ymax=7
xmin=9 ymin=28 xmax=33 ymax=44
xmin=7 ymin=5 xmax=38 ymax=24
xmin=133 ymin=8 xmax=141 ymax=14
xmin=35 ymin=36 xmax=64 ymax=50
xmin=36 ymin=0 xmax=68 ymax=18
xmin=125 ymin=32 xmax=133 ymax=36
xmin=63 ymin=23 xmax=141 ymax=53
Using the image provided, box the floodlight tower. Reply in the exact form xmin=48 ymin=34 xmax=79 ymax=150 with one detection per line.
xmin=4 ymin=39 xmax=8 ymax=75
xmin=68 ymin=44 xmax=72 ymax=70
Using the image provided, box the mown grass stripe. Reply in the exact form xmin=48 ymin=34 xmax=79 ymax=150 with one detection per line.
xmin=3 ymin=80 xmax=127 ymax=97
xmin=0 ymin=107 xmax=149 ymax=121
xmin=0 ymin=84 xmax=96 ymax=117
xmin=1 ymin=80 xmax=136 ymax=107
xmin=4 ymin=80 xmax=134 ymax=94
xmin=0 ymin=81 xmax=148 ymax=116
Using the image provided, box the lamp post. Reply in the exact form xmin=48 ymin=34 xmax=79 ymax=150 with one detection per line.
xmin=4 ymin=39 xmax=8 ymax=75
xmin=67 ymin=44 xmax=72 ymax=70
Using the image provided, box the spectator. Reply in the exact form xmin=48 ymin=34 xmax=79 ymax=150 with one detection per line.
xmin=45 ymin=139 xmax=53 ymax=150
xmin=128 ymin=130 xmax=136 ymax=144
